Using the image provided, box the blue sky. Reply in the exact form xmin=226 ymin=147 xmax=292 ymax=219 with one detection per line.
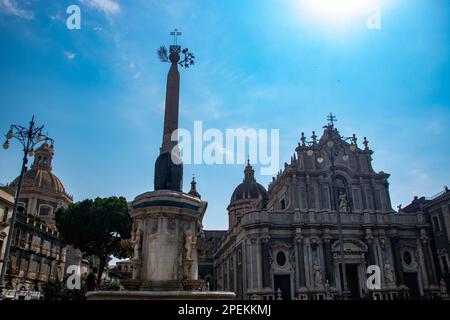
xmin=0 ymin=0 xmax=449 ymax=231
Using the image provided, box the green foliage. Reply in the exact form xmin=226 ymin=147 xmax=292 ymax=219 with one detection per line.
xmin=42 ymin=279 xmax=85 ymax=301
xmin=55 ymin=196 xmax=132 ymax=280
xmin=99 ymin=279 xmax=121 ymax=291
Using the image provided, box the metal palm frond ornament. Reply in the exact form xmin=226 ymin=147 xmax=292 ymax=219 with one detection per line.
xmin=157 ymin=46 xmax=168 ymax=62
xmin=181 ymin=48 xmax=195 ymax=68
xmin=157 ymin=28 xmax=195 ymax=68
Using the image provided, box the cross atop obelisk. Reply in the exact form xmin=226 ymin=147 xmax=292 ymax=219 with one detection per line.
xmin=170 ymin=28 xmax=182 ymax=45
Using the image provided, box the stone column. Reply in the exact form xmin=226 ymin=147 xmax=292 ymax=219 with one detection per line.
xmin=322 ymin=235 xmax=335 ymax=286
xmin=256 ymin=236 xmax=262 ymax=291
xmin=305 ymin=176 xmax=310 ymax=209
xmin=242 ymin=242 xmax=247 ymax=296
xmin=293 ymin=175 xmax=300 ymax=209
xmin=295 ymin=234 xmax=306 ymax=289
xmin=318 ymin=176 xmax=324 ymax=210
xmin=384 ymin=183 xmax=392 ymax=211
xmin=248 ymin=237 xmax=258 ymax=290
xmin=261 ymin=236 xmax=271 ymax=289
xmin=304 ymin=237 xmax=312 ymax=287
xmin=390 ymin=236 xmax=405 ymax=286
xmin=420 ymin=230 xmax=437 ymax=286
xmin=365 ymin=232 xmax=376 ymax=266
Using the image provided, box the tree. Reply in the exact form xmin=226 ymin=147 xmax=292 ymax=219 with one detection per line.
xmin=55 ymin=196 xmax=132 ymax=284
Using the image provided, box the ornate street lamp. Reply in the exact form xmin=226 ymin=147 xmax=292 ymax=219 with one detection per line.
xmin=300 ymin=113 xmax=358 ymax=299
xmin=0 ymin=116 xmax=54 ymax=291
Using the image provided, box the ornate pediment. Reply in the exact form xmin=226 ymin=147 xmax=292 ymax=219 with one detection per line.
xmin=331 ymin=239 xmax=368 ymax=253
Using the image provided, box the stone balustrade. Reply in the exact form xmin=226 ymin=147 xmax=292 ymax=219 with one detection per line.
xmin=241 ymin=210 xmax=424 ymax=228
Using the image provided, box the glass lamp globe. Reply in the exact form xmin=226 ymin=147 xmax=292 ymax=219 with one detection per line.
xmin=327 ymin=140 xmax=334 ymax=148
xmin=3 ymin=140 xmax=9 ymax=150
xmin=307 ymin=149 xmax=314 ymax=156
xmin=317 ymin=156 xmax=324 ymax=164
xmin=350 ymin=145 xmax=356 ymax=152
xmin=37 ymin=134 xmax=44 ymax=142
xmin=342 ymin=154 xmax=349 ymax=161
xmin=7 ymin=130 xmax=13 ymax=139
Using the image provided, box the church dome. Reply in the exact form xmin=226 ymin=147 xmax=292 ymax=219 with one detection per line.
xmin=10 ymin=142 xmax=67 ymax=195
xmin=11 ymin=168 xmax=67 ymax=194
xmin=230 ymin=161 xmax=267 ymax=203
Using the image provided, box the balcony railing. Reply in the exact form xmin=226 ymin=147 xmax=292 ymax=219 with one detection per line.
xmin=241 ymin=210 xmax=423 ymax=228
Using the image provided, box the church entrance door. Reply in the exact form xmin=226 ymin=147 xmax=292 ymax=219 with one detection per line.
xmin=345 ymin=264 xmax=360 ymax=299
xmin=403 ymin=273 xmax=420 ymax=299
xmin=273 ymin=274 xmax=291 ymax=300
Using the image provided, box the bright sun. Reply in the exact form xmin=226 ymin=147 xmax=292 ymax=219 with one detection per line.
xmin=297 ymin=0 xmax=370 ymax=29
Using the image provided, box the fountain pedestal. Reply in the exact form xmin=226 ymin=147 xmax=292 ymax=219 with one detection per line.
xmin=86 ymin=190 xmax=235 ymax=300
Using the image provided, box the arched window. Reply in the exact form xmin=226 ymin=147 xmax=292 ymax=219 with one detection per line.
xmin=17 ymin=202 xmax=26 ymax=214
xmin=334 ymin=176 xmax=347 ymax=195
xmin=38 ymin=205 xmax=53 ymax=217
xmin=334 ymin=176 xmax=352 ymax=212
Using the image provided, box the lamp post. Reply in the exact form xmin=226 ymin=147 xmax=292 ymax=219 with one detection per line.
xmin=0 ymin=116 xmax=54 ymax=292
xmin=300 ymin=113 xmax=357 ymax=299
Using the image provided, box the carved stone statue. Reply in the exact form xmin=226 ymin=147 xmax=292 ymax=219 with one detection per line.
xmin=380 ymin=238 xmax=386 ymax=250
xmin=384 ymin=262 xmax=395 ymax=285
xmin=324 ymin=280 xmax=331 ymax=299
xmin=338 ymin=192 xmax=348 ymax=213
xmin=440 ymin=278 xmax=448 ymax=296
xmin=185 ymin=231 xmax=196 ymax=261
xmin=130 ymin=229 xmax=143 ymax=262
xmin=313 ymin=260 xmax=323 ymax=287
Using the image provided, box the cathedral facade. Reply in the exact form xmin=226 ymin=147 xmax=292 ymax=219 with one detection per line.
xmin=206 ymin=122 xmax=440 ymax=300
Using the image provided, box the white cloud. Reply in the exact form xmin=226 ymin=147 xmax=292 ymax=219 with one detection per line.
xmin=80 ymin=0 xmax=120 ymax=14
xmin=65 ymin=51 xmax=76 ymax=60
xmin=0 ymin=0 xmax=33 ymax=19
xmin=409 ymin=168 xmax=428 ymax=181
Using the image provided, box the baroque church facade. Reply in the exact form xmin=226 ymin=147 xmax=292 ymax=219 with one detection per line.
xmin=1 ymin=142 xmax=98 ymax=294
xmin=202 ymin=122 xmax=440 ymax=300
xmin=0 ymin=142 xmax=70 ymax=293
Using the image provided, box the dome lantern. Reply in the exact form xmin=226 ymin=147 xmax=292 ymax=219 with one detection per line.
xmin=32 ymin=141 xmax=54 ymax=171
xmin=230 ymin=160 xmax=267 ymax=203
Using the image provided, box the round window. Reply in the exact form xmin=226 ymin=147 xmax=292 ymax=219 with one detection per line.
xmin=276 ymin=251 xmax=286 ymax=266
xmin=403 ymin=251 xmax=412 ymax=265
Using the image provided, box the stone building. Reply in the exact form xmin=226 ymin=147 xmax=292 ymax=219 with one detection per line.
xmin=199 ymin=230 xmax=226 ymax=290
xmin=0 ymin=142 xmax=97 ymax=295
xmin=0 ymin=142 xmax=70 ymax=294
xmin=403 ymin=187 xmax=450 ymax=293
xmin=211 ymin=121 xmax=440 ymax=300
xmin=0 ymin=188 xmax=15 ymax=275
xmin=109 ymin=260 xmax=134 ymax=281
xmin=2 ymin=211 xmax=66 ymax=293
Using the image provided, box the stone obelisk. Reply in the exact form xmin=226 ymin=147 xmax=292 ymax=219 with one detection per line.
xmin=154 ymin=45 xmax=183 ymax=191
xmin=126 ymin=32 xmax=207 ymax=291
xmin=86 ymin=31 xmax=235 ymax=299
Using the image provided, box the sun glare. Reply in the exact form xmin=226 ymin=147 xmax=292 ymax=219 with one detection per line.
xmin=296 ymin=0 xmax=371 ymax=30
